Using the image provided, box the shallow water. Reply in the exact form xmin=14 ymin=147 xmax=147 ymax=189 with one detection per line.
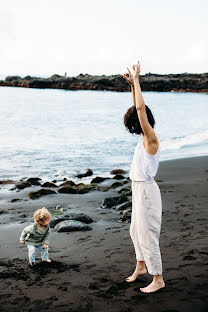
xmin=0 ymin=86 xmax=208 ymax=182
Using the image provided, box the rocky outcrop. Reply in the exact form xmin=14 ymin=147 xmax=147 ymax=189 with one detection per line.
xmin=1 ymin=73 xmax=208 ymax=93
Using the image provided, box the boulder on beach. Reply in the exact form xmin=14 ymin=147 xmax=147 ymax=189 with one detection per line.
xmin=58 ymin=186 xmax=78 ymax=194
xmin=59 ymin=180 xmax=76 ymax=187
xmin=101 ymin=195 xmax=129 ymax=208
xmin=55 ymin=220 xmax=92 ymax=232
xmin=10 ymin=198 xmax=23 ymax=203
xmin=118 ymin=208 xmax=132 ymax=223
xmin=76 ymin=183 xmax=98 ymax=194
xmin=26 ymin=178 xmax=42 ymax=186
xmin=118 ymin=186 xmax=132 ymax=196
xmin=15 ymin=181 xmax=32 ymax=190
xmin=112 ymin=174 xmax=125 ymax=180
xmin=75 ymin=169 xmax=93 ymax=178
xmin=91 ymin=176 xmax=110 ymax=183
xmin=110 ymin=182 xmax=123 ymax=189
xmin=50 ymin=213 xmax=94 ymax=228
xmin=110 ymin=169 xmax=127 ymax=175
xmin=28 ymin=188 xmax=57 ymax=199
xmin=42 ymin=182 xmax=57 ymax=188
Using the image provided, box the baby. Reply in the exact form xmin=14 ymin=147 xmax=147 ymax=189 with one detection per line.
xmin=20 ymin=207 xmax=51 ymax=266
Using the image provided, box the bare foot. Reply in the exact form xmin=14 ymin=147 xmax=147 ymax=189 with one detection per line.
xmin=126 ymin=268 xmax=147 ymax=282
xmin=140 ymin=280 xmax=165 ymax=293
xmin=44 ymin=259 xmax=52 ymax=263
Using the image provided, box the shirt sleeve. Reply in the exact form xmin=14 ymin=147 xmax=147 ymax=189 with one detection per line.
xmin=42 ymin=226 xmax=51 ymax=245
xmin=19 ymin=224 xmax=33 ymax=242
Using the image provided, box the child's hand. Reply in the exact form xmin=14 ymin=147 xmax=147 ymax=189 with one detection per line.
xmin=20 ymin=241 xmax=25 ymax=244
xmin=43 ymin=244 xmax=48 ymax=249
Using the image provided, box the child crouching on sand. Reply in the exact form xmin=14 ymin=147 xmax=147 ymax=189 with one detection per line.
xmin=20 ymin=207 xmax=51 ymax=266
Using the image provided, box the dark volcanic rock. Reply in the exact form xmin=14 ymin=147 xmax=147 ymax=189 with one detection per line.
xmin=28 ymin=188 xmax=57 ymax=199
xmin=11 ymin=198 xmax=23 ymax=203
xmin=76 ymin=183 xmax=98 ymax=194
xmin=26 ymin=178 xmax=42 ymax=186
xmin=112 ymin=174 xmax=125 ymax=180
xmin=58 ymin=186 xmax=78 ymax=194
xmin=15 ymin=181 xmax=32 ymax=190
xmin=110 ymin=169 xmax=127 ymax=175
xmin=110 ymin=182 xmax=124 ymax=189
xmin=59 ymin=181 xmax=76 ymax=187
xmin=75 ymin=169 xmax=93 ymax=178
xmin=1 ymin=73 xmax=208 ymax=93
xmin=101 ymin=195 xmax=129 ymax=208
xmin=118 ymin=186 xmax=132 ymax=196
xmin=42 ymin=182 xmax=57 ymax=187
xmin=91 ymin=177 xmax=110 ymax=183
xmin=119 ymin=208 xmax=132 ymax=223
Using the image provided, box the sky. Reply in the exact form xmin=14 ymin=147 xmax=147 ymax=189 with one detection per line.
xmin=1 ymin=0 xmax=208 ymax=77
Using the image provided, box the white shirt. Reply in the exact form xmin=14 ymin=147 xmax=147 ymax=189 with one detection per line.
xmin=129 ymin=133 xmax=160 ymax=182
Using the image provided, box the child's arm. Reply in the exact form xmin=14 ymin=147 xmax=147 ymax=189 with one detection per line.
xmin=20 ymin=228 xmax=27 ymax=244
xmin=42 ymin=226 xmax=51 ymax=247
xmin=19 ymin=224 xmax=33 ymax=244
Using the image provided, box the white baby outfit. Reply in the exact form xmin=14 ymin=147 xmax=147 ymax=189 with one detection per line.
xmin=129 ymin=133 xmax=163 ymax=275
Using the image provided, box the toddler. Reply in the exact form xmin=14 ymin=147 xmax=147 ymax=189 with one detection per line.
xmin=20 ymin=207 xmax=51 ymax=266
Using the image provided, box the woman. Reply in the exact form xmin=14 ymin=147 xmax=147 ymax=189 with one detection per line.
xmin=122 ymin=61 xmax=165 ymax=293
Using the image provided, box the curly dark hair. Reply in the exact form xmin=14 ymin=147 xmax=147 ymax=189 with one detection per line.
xmin=124 ymin=105 xmax=155 ymax=135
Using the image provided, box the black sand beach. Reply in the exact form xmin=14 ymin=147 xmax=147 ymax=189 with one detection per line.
xmin=0 ymin=155 xmax=208 ymax=312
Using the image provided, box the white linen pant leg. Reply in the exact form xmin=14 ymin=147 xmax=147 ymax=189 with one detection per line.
xmin=130 ymin=180 xmax=163 ymax=275
xmin=129 ymin=182 xmax=144 ymax=261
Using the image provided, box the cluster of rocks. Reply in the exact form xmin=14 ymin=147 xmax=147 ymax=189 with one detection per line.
xmin=0 ymin=169 xmax=129 ymax=201
xmin=1 ymin=73 xmax=208 ymax=93
xmin=1 ymin=168 xmax=132 ymax=225
xmin=101 ymin=185 xmax=132 ymax=223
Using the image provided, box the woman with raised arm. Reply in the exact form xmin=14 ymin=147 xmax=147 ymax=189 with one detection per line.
xmin=122 ymin=61 xmax=165 ymax=293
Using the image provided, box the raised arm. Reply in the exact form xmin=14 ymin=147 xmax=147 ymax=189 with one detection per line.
xmin=122 ymin=68 xmax=136 ymax=107
xmin=132 ymin=61 xmax=159 ymax=155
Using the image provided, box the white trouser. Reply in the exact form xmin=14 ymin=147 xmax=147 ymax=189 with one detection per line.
xmin=130 ymin=179 xmax=163 ymax=275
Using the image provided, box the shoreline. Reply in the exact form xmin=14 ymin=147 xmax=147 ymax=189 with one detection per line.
xmin=0 ymin=155 xmax=208 ymax=311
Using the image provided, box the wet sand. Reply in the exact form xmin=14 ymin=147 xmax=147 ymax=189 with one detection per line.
xmin=0 ymin=155 xmax=208 ymax=312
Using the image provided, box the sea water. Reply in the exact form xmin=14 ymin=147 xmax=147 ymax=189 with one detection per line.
xmin=0 ymin=86 xmax=208 ymax=182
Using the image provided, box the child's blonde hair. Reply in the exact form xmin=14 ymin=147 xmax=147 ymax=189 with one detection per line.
xmin=34 ymin=207 xmax=51 ymax=224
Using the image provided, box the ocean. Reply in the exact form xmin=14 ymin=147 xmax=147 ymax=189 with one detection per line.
xmin=0 ymin=86 xmax=208 ymax=183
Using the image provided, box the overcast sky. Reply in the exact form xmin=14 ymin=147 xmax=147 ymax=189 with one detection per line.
xmin=1 ymin=0 xmax=208 ymax=77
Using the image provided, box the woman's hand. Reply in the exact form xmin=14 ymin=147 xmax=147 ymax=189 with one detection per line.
xmin=132 ymin=61 xmax=141 ymax=79
xmin=122 ymin=67 xmax=134 ymax=85
xmin=43 ymin=244 xmax=48 ymax=249
xmin=20 ymin=241 xmax=25 ymax=244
